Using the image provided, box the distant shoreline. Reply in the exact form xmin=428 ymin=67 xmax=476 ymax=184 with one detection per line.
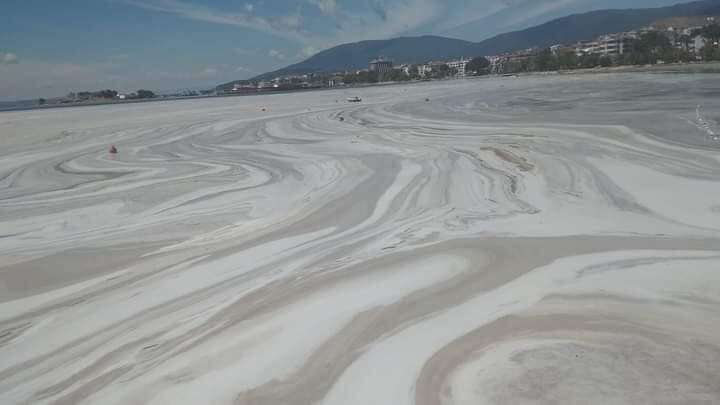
xmin=0 ymin=89 xmax=323 ymax=113
xmin=0 ymin=81 xmax=412 ymax=113
xmin=512 ymin=60 xmax=720 ymax=77
xmin=3 ymin=61 xmax=719 ymax=114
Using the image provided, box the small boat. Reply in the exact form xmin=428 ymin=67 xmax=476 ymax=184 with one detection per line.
xmin=109 ymin=145 xmax=118 ymax=154
xmin=347 ymin=96 xmax=362 ymax=103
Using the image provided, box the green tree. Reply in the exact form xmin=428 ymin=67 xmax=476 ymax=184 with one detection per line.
xmin=465 ymin=56 xmax=491 ymax=75
xmin=698 ymin=24 xmax=720 ymax=60
xmin=96 ymin=89 xmax=118 ymax=99
xmin=407 ymin=65 xmax=420 ymax=79
xmin=678 ymin=34 xmax=693 ymax=52
xmin=429 ymin=64 xmax=451 ymax=79
xmin=556 ymin=50 xmax=579 ymax=69
xmin=368 ymin=70 xmax=379 ymax=83
xmin=349 ymin=70 xmax=378 ymax=83
xmin=701 ymin=24 xmax=720 ymax=43
xmin=579 ymin=53 xmax=600 ymax=68
xmin=535 ymin=48 xmax=558 ymax=71
xmin=701 ymin=44 xmax=720 ymax=61
xmin=638 ymin=31 xmax=672 ymax=53
xmin=137 ymin=89 xmax=156 ymax=99
xmin=504 ymin=57 xmax=530 ymax=74
xmin=631 ymin=31 xmax=672 ymax=64
xmin=384 ymin=68 xmax=409 ymax=82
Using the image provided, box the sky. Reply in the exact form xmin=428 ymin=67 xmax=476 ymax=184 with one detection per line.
xmin=0 ymin=0 xmax=683 ymax=101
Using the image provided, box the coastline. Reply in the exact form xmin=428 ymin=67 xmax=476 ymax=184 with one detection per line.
xmin=3 ymin=61 xmax=720 ymax=114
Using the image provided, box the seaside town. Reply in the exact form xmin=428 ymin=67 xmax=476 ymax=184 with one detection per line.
xmin=24 ymin=16 xmax=720 ymax=107
xmin=218 ymin=16 xmax=720 ymax=95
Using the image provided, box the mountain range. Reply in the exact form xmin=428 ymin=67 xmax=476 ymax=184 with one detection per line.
xmin=245 ymin=0 xmax=720 ymax=82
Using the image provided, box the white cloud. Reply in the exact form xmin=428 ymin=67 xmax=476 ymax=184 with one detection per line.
xmin=116 ymin=0 xmax=635 ymax=69
xmin=311 ymin=0 xmax=443 ymax=48
xmin=117 ymin=0 xmax=662 ymax=59
xmin=502 ymin=0 xmax=578 ymax=26
xmin=201 ymin=67 xmax=219 ymax=75
xmin=121 ymin=0 xmax=308 ymax=41
xmin=118 ymin=0 xmax=471 ymax=57
xmin=0 ymin=52 xmax=19 ymax=65
xmin=270 ymin=13 xmax=303 ymax=31
xmin=268 ymin=49 xmax=287 ymax=61
xmin=300 ymin=46 xmax=318 ymax=58
xmin=118 ymin=0 xmax=450 ymax=53
xmin=236 ymin=66 xmax=250 ymax=72
xmin=310 ymin=0 xmax=336 ymax=15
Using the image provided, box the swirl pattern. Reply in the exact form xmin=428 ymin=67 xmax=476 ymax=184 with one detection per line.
xmin=1 ymin=73 xmax=719 ymax=404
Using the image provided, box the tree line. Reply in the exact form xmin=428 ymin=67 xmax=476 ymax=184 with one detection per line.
xmin=66 ymin=89 xmax=156 ymax=101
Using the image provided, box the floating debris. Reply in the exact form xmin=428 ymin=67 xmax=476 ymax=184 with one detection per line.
xmin=695 ymin=105 xmax=719 ymax=142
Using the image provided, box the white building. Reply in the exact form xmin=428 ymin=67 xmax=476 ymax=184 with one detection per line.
xmin=369 ymin=58 xmax=393 ymax=74
xmin=396 ymin=64 xmax=411 ymax=75
xmin=328 ymin=76 xmax=345 ymax=87
xmin=487 ymin=56 xmax=503 ymax=74
xmin=692 ymin=35 xmax=708 ymax=54
xmin=446 ymin=57 xmax=469 ymax=77
xmin=576 ymin=32 xmax=639 ymax=56
xmin=418 ymin=64 xmax=433 ymax=77
xmin=418 ymin=62 xmax=447 ymax=77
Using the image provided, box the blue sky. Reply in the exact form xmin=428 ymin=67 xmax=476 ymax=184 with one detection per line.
xmin=1 ymin=0 xmax=681 ymax=101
